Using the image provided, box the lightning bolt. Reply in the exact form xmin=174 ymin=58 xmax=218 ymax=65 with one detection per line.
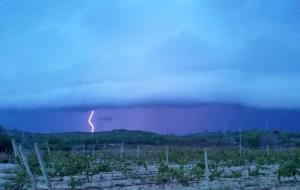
xmin=88 ymin=110 xmax=95 ymax=133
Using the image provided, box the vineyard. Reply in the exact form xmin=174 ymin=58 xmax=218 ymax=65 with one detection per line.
xmin=3 ymin=141 xmax=300 ymax=189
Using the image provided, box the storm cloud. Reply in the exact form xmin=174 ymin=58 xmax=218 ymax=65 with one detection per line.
xmin=0 ymin=0 xmax=299 ymax=110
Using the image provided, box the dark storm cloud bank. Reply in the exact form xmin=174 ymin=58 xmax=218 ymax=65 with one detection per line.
xmin=1 ymin=104 xmax=300 ymax=134
xmin=1 ymin=71 xmax=299 ymax=110
xmin=0 ymin=0 xmax=300 ymax=110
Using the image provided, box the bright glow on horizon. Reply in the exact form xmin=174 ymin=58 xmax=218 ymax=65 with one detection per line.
xmin=88 ymin=110 xmax=95 ymax=133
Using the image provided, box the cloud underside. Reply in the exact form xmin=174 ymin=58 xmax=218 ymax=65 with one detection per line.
xmin=1 ymin=70 xmax=299 ymax=110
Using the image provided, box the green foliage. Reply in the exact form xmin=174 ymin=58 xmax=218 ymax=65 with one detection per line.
xmin=28 ymin=153 xmax=42 ymax=175
xmin=113 ymin=160 xmax=132 ymax=176
xmin=50 ymin=152 xmax=91 ymax=177
xmin=170 ymin=165 xmax=189 ymax=185
xmin=94 ymin=161 xmax=112 ymax=173
xmin=248 ymin=164 xmax=266 ymax=178
xmin=69 ymin=176 xmax=79 ymax=189
xmin=155 ymin=162 xmax=171 ymax=184
xmin=277 ymin=160 xmax=299 ymax=181
xmin=15 ymin=168 xmax=27 ymax=189
xmin=171 ymin=148 xmax=188 ymax=165
xmin=155 ymin=161 xmax=189 ymax=185
xmin=0 ymin=126 xmax=12 ymax=152
xmin=209 ymin=163 xmax=223 ymax=181
xmin=6 ymin=166 xmax=28 ymax=190
xmin=137 ymin=159 xmax=148 ymax=171
xmin=224 ymin=171 xmax=242 ymax=179
xmin=244 ymin=131 xmax=263 ymax=148
xmin=190 ymin=162 xmax=205 ymax=180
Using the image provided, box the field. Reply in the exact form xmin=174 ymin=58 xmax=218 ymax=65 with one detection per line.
xmin=2 ymin=144 xmax=300 ymax=189
xmin=2 ymin=129 xmax=300 ymax=189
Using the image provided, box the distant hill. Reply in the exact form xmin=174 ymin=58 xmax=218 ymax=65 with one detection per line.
xmin=2 ymin=126 xmax=300 ymax=151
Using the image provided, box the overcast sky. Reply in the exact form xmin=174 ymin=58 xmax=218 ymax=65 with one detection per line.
xmin=1 ymin=0 xmax=300 ymax=110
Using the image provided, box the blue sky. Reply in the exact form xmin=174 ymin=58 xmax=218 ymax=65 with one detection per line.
xmin=1 ymin=0 xmax=300 ymax=110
